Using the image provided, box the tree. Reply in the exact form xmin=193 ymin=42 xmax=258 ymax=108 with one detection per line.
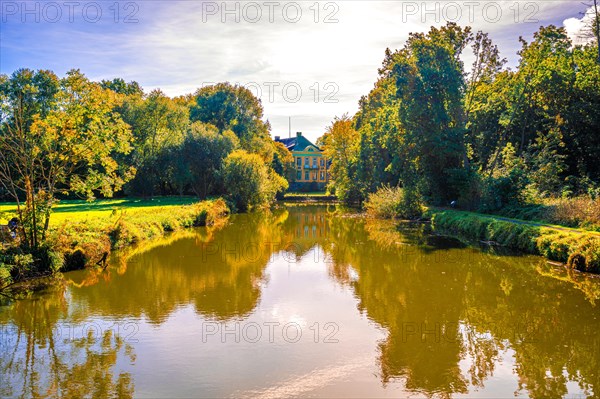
xmin=0 ymin=69 xmax=134 ymax=248
xmin=272 ymin=141 xmax=294 ymax=182
xmin=179 ymin=122 xmax=238 ymax=198
xmin=318 ymin=115 xmax=361 ymax=203
xmin=121 ymin=89 xmax=189 ymax=196
xmin=190 ymin=83 xmax=270 ymax=146
xmin=392 ymin=23 xmax=471 ymax=204
xmin=100 ymin=78 xmax=143 ymax=96
xmin=526 ymin=121 xmax=568 ymax=197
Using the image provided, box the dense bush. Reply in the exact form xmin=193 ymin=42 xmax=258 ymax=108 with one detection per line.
xmin=364 ymin=185 xmax=423 ymax=219
xmin=0 ymin=246 xmax=63 ymax=286
xmin=222 ymin=150 xmax=288 ymax=212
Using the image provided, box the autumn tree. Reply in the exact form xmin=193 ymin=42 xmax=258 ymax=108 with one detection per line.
xmin=0 ymin=69 xmax=134 ymax=248
xmin=318 ymin=115 xmax=361 ymax=203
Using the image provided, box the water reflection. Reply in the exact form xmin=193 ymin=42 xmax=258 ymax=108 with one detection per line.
xmin=1 ymin=205 xmax=599 ymax=398
xmin=326 ymin=215 xmax=600 ymax=398
xmin=0 ymin=287 xmax=135 ymax=398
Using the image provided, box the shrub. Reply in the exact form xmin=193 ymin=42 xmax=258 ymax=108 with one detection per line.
xmin=0 ymin=250 xmax=35 ymax=282
xmin=490 ymin=196 xmax=600 ymax=231
xmin=583 ymin=240 xmax=600 ymax=273
xmin=365 ymin=185 xmax=424 ymax=219
xmin=222 ymin=150 xmax=287 ymax=211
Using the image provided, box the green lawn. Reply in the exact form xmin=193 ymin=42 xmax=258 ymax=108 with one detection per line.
xmin=0 ymin=197 xmax=199 ymax=225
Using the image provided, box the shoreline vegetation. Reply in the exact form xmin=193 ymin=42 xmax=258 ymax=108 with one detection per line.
xmin=317 ymin=23 xmax=600 ymax=276
xmin=363 ymin=186 xmax=600 ymax=274
xmin=426 ymin=209 xmax=600 ymax=274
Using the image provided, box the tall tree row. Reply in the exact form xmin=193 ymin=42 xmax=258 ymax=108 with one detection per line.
xmin=323 ymin=23 xmax=600 ymax=208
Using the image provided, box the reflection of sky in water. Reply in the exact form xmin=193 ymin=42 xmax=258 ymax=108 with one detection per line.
xmin=1 ymin=205 xmax=599 ymax=398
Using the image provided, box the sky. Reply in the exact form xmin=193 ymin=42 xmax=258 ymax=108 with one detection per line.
xmin=0 ymin=0 xmax=595 ymax=143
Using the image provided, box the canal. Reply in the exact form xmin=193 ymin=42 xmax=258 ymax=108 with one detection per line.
xmin=1 ymin=205 xmax=600 ymax=398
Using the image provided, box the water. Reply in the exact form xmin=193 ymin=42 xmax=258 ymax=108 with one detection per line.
xmin=2 ymin=205 xmax=600 ymax=398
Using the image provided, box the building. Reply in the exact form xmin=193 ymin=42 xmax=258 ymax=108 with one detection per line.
xmin=274 ymin=132 xmax=330 ymax=191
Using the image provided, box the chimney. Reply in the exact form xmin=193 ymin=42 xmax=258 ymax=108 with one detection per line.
xmin=274 ymin=136 xmax=280 ymax=141
xmin=296 ymin=132 xmax=302 ymax=137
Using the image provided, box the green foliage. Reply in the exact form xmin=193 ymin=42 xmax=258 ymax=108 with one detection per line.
xmin=392 ymin=24 xmax=471 ymax=204
xmin=526 ymin=123 xmax=568 ymax=197
xmin=0 ymin=68 xmax=135 ymax=249
xmin=190 ymin=83 xmax=270 ymax=146
xmin=364 ymin=185 xmax=423 ymax=219
xmin=121 ymin=89 xmax=190 ymax=196
xmin=178 ymin=122 xmax=238 ymax=198
xmin=0 ymin=246 xmax=62 ymax=284
xmin=491 ymin=196 xmax=600 ymax=231
xmin=319 ymin=115 xmax=362 ymax=204
xmin=324 ymin=23 xmax=599 ymax=213
xmin=222 ymin=150 xmax=288 ymax=211
xmin=0 ymin=262 xmax=11 ymax=287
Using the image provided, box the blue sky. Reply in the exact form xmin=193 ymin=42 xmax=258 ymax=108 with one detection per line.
xmin=0 ymin=1 xmax=593 ymax=143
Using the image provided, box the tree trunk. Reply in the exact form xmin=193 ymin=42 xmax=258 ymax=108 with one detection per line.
xmin=25 ymin=176 xmax=37 ymax=248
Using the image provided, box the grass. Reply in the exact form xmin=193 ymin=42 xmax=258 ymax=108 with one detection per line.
xmin=0 ymin=197 xmax=199 ymax=225
xmin=427 ymin=209 xmax=600 ymax=274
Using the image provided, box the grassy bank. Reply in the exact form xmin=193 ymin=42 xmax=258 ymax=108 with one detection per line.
xmin=427 ymin=209 xmax=600 ymax=274
xmin=0 ymin=198 xmax=229 ymax=289
xmin=489 ymin=197 xmax=600 ymax=232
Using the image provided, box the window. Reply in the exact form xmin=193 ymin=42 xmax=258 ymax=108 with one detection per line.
xmin=304 ymin=157 xmax=309 ymax=166
xmin=297 ymin=171 xmax=302 ymax=180
xmin=320 ymin=171 xmax=324 ymax=180
xmin=313 ymin=158 xmax=317 ymax=168
xmin=320 ymin=159 xmax=324 ymax=167
xmin=296 ymin=157 xmax=302 ymax=167
xmin=305 ymin=171 xmax=309 ymax=180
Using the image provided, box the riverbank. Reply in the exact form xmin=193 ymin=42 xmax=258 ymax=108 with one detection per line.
xmin=0 ymin=198 xmax=230 ymax=293
xmin=426 ymin=209 xmax=600 ymax=273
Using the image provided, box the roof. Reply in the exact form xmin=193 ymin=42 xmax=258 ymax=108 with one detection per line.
xmin=275 ymin=135 xmax=321 ymax=152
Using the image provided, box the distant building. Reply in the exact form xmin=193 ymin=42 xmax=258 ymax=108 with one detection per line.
xmin=274 ymin=132 xmax=330 ymax=191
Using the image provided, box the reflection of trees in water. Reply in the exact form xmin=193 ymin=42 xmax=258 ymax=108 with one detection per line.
xmin=0 ymin=289 xmax=134 ymax=398
xmin=323 ymin=213 xmax=600 ymax=398
xmin=65 ymin=210 xmax=292 ymax=323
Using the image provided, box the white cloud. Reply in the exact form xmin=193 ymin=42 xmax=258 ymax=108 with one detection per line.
xmin=1 ymin=0 xmax=591 ymax=143
xmin=564 ymin=6 xmax=597 ymax=45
